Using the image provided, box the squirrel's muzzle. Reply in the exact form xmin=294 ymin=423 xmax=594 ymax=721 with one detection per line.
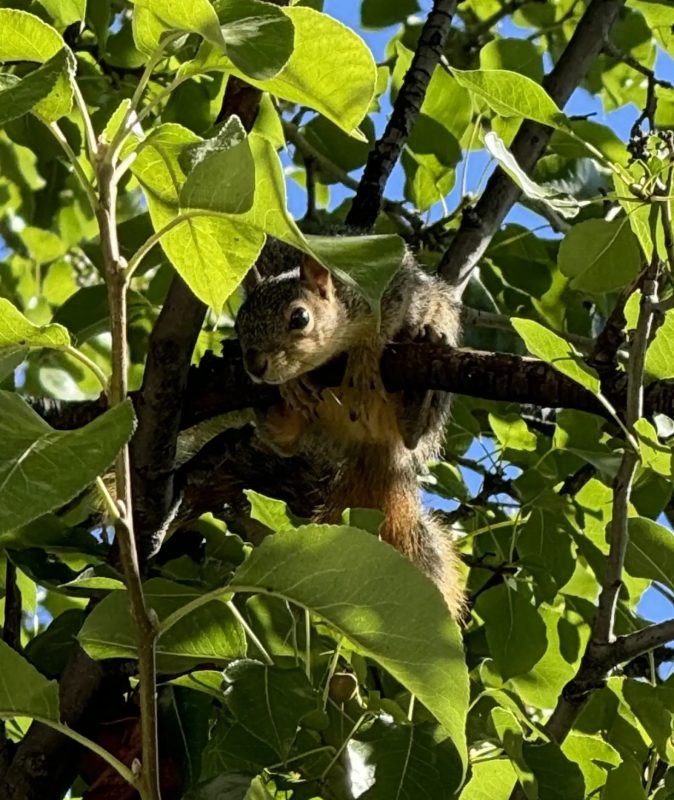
xmin=244 ymin=347 xmax=268 ymax=381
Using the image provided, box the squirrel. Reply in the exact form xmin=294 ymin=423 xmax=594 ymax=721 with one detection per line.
xmin=235 ymin=246 xmax=465 ymax=617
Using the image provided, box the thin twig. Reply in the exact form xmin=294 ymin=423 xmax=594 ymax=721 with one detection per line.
xmin=282 ymin=120 xmax=420 ymax=227
xmin=508 ymin=251 xmax=660 ymax=800
xmin=462 ymin=306 xmax=595 ymax=351
xmin=346 ymin=0 xmax=458 ymax=230
xmin=95 ymin=147 xmax=161 ymax=800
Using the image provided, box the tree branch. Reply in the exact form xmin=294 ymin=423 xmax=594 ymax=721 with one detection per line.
xmin=609 ymin=619 xmax=674 ymax=668
xmin=345 ymin=0 xmax=459 ymax=229
xmin=439 ymin=0 xmax=627 ymax=295
xmin=29 ymin=339 xmax=674 ymax=434
xmin=508 ymin=254 xmax=660 ymax=800
xmin=129 ymin=55 xmax=282 ymax=562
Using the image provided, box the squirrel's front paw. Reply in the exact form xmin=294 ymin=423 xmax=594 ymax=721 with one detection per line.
xmin=402 ymin=323 xmax=449 ymax=345
xmin=280 ymin=376 xmax=322 ymax=420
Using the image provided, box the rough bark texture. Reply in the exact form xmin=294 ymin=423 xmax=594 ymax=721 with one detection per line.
xmin=346 ymin=0 xmax=459 ymax=230
xmin=439 ymin=0 xmax=627 ymax=295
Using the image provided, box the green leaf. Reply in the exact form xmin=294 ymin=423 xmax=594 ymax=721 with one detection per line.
xmin=623 ymin=680 xmax=674 ymax=762
xmin=79 ymin=578 xmax=246 ymax=672
xmin=0 ymin=298 xmax=69 ymax=348
xmin=484 ymin=131 xmax=580 ymax=218
xmin=561 ymin=733 xmax=620 ymax=796
xmin=0 ymin=8 xmax=64 ymax=62
xmin=480 ymin=38 xmax=544 ymax=83
xmin=0 ymin=394 xmax=135 ymax=533
xmin=518 ymin=510 xmax=575 ymax=601
xmin=170 ymin=670 xmax=225 ymax=700
xmin=307 ymin=233 xmax=406 ymax=316
xmin=490 ymin=708 xmax=536 ymax=799
xmin=625 ymin=517 xmax=674 ymax=592
xmin=0 ymin=639 xmax=60 ymax=721
xmin=476 ymin=584 xmax=547 ymax=680
xmin=522 ymin=741 xmax=585 ymax=800
xmin=558 ymin=218 xmax=640 ymax=293
xmin=20 ymin=226 xmax=68 ymax=264
xmin=349 ymin=719 xmax=462 ymax=800
xmin=244 ymin=490 xmax=294 ymax=531
xmin=459 ymin=759 xmax=516 ymax=800
xmin=229 ymin=524 xmax=468 ymax=783
xmin=35 ymin=0 xmax=86 ymax=27
xmin=193 ymin=7 xmax=375 ymax=135
xmin=450 ymin=67 xmax=569 ymax=129
xmin=361 ymin=0 xmax=419 ymax=28
xmin=509 ymin=606 xmax=584 ymax=708
xmin=601 ymin=759 xmax=647 ymax=800
xmin=488 ymin=413 xmax=537 ymax=452
xmin=201 ymin=716 xmax=277 ymax=777
xmin=0 ymin=346 xmax=27 ymax=382
xmin=52 ymin=285 xmax=150 ymax=343
xmin=0 ymin=48 xmax=74 ymax=125
xmin=634 ymin=418 xmax=672 ymax=477
xmin=511 ymin=318 xmax=600 ymax=395
xmin=180 ymin=126 xmax=256 ymax=214
xmin=216 ymin=0 xmax=294 ymax=80
xmin=224 ymin=660 xmax=316 ymax=759
xmin=131 ymin=0 xmax=225 ymax=47
xmin=646 ymin=315 xmax=674 ymax=379
xmin=131 ymin=123 xmax=264 ymax=310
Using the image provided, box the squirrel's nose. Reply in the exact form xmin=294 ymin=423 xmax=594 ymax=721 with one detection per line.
xmin=245 ymin=347 xmax=268 ymax=380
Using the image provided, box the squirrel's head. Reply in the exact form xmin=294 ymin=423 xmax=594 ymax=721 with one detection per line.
xmin=236 ymin=258 xmax=350 ymax=384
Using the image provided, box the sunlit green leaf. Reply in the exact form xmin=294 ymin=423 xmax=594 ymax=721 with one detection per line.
xmin=229 ymin=524 xmax=468 ymax=784
xmin=131 ymin=0 xmax=225 ymax=46
xmin=79 ymin=578 xmax=246 ymax=671
xmin=0 ymin=395 xmax=134 ymax=533
xmin=558 ymin=218 xmax=640 ymax=293
xmin=451 ymin=67 xmax=569 ymax=129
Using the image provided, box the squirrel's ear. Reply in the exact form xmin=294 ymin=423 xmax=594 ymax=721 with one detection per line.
xmin=300 ymin=258 xmax=333 ymax=298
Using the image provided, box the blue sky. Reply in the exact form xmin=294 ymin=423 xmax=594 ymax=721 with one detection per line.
xmin=299 ymin=3 xmax=674 ymax=645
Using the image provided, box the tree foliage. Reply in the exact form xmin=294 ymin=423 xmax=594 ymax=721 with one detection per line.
xmin=0 ymin=0 xmax=673 ymax=799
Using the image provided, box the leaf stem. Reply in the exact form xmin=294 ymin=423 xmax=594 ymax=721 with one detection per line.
xmin=125 ymin=211 xmax=216 ymax=279
xmin=106 ymin=34 xmax=182 ymax=167
xmin=63 ymin=345 xmax=109 ymax=395
xmin=225 ymin=600 xmax=273 ymax=666
xmin=70 ymin=78 xmax=98 ymax=162
xmin=319 ymin=712 xmax=370 ymax=781
xmin=39 ymin=718 xmax=138 ymax=789
xmin=48 ymin=122 xmax=98 ymax=213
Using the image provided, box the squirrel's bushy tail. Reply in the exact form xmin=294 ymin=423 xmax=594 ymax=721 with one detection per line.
xmin=317 ymin=444 xmax=465 ymax=618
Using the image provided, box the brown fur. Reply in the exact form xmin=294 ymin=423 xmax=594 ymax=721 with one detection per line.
xmin=236 ymin=247 xmax=465 ymax=617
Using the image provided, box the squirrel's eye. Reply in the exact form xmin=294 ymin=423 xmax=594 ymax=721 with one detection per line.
xmin=289 ymin=307 xmax=310 ymax=330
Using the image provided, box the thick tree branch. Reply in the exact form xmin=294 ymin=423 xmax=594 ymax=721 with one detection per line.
xmin=130 ymin=74 xmax=270 ymax=564
xmin=439 ymin=0 xmax=626 ymax=295
xmin=346 ymin=0 xmax=458 ymax=229
xmin=175 ymin=425 xmax=329 ymax=525
xmin=31 ymin=339 xmax=674 ymax=433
